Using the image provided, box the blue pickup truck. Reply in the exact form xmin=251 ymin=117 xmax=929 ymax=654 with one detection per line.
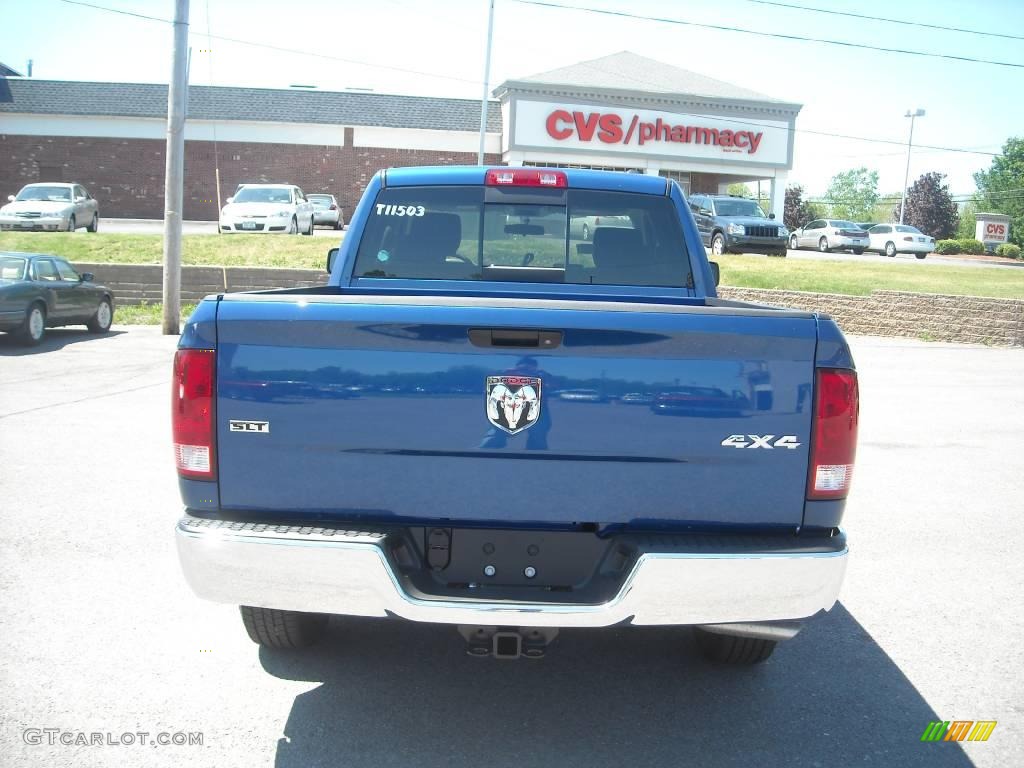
xmin=174 ymin=167 xmax=858 ymax=664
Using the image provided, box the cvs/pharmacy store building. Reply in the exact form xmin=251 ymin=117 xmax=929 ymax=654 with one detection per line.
xmin=495 ymin=52 xmax=801 ymax=220
xmin=0 ymin=52 xmax=799 ymax=220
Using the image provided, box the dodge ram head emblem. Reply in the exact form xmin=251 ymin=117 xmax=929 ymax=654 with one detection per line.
xmin=485 ymin=376 xmax=542 ymax=434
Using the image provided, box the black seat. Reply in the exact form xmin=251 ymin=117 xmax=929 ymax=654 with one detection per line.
xmin=591 ymin=227 xmax=644 ymax=284
xmin=391 ymin=213 xmax=465 ymax=278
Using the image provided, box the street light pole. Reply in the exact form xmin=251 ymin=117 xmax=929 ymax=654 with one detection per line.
xmin=899 ymin=108 xmax=925 ymax=224
xmin=477 ymin=0 xmax=495 ymax=166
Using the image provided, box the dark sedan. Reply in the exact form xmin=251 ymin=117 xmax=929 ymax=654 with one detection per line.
xmin=0 ymin=252 xmax=114 ymax=345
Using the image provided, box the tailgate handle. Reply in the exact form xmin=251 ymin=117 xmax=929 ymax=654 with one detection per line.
xmin=468 ymin=329 xmax=562 ymax=349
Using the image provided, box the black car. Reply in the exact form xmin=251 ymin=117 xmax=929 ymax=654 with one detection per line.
xmin=689 ymin=194 xmax=789 ymax=257
xmin=0 ymin=251 xmax=115 ymax=345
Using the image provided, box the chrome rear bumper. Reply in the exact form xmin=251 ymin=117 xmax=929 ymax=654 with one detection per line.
xmin=175 ymin=517 xmax=847 ymax=631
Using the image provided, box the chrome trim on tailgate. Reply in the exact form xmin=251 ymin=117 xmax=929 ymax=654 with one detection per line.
xmin=175 ymin=517 xmax=848 ymax=628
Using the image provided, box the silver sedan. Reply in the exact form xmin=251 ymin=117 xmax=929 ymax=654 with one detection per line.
xmin=308 ymin=194 xmax=345 ymax=230
xmin=0 ymin=182 xmax=100 ymax=233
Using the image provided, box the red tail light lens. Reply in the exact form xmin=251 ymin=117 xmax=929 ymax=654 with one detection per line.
xmin=485 ymin=168 xmax=568 ymax=188
xmin=172 ymin=349 xmax=216 ymax=480
xmin=807 ymin=368 xmax=859 ymax=500
xmin=329 ymin=204 xmax=337 ymax=210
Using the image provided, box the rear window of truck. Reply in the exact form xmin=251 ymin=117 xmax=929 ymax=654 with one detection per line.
xmin=353 ymin=186 xmax=690 ymax=287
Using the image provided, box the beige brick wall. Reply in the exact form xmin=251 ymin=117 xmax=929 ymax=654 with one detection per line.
xmin=74 ymin=261 xmax=1024 ymax=346
xmin=719 ymin=287 xmax=1024 ymax=346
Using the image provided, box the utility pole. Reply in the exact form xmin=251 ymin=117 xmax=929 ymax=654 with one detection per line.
xmin=477 ymin=0 xmax=495 ymax=165
xmin=899 ymin=108 xmax=925 ymax=224
xmin=162 ymin=0 xmax=190 ymax=335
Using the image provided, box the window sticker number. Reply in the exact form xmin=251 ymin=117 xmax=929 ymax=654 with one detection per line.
xmin=375 ymin=204 xmax=425 ymax=217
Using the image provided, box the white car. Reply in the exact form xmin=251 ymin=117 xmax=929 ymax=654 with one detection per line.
xmin=866 ymin=224 xmax=934 ymax=259
xmin=0 ymin=182 xmax=99 ymax=233
xmin=789 ymin=219 xmax=869 ymax=254
xmin=219 ymin=184 xmax=315 ymax=235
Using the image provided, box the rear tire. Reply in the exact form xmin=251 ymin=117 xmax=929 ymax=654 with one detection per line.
xmin=915 ymin=253 xmax=927 ymax=260
xmin=240 ymin=606 xmax=327 ymax=649
xmin=86 ymin=298 xmax=113 ymax=333
xmin=852 ymin=248 xmax=864 ymax=255
xmin=17 ymin=303 xmax=46 ymax=346
xmin=694 ymin=627 xmax=776 ymax=665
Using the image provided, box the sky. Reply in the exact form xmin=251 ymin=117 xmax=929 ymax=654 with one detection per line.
xmin=2 ymin=0 xmax=1022 ymax=198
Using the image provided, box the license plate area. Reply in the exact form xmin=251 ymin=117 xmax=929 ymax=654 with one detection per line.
xmin=241 ymin=222 xmax=258 ymax=230
xmin=397 ymin=526 xmax=626 ymax=602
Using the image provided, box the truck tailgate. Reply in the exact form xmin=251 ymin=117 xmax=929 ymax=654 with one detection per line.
xmin=214 ymin=294 xmax=818 ymax=528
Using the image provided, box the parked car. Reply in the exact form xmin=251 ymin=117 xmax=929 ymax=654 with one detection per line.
xmin=689 ymin=194 xmax=788 ymax=256
xmin=866 ymin=224 xmax=934 ymax=259
xmin=219 ymin=184 xmax=315 ymax=235
xmin=0 ymin=183 xmax=99 ymax=233
xmin=174 ymin=166 xmax=858 ymax=666
xmin=0 ymin=251 xmax=114 ymax=345
xmin=789 ymin=219 xmax=869 ymax=254
xmin=307 ymin=194 xmax=345 ymax=230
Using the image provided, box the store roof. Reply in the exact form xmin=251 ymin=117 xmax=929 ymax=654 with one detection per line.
xmin=0 ymin=78 xmax=502 ymax=132
xmin=498 ymin=51 xmax=796 ymax=107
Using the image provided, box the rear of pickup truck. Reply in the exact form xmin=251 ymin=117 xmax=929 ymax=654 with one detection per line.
xmin=174 ymin=167 xmax=858 ymax=663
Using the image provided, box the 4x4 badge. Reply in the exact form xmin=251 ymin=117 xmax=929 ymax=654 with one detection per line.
xmin=485 ymin=376 xmax=542 ymax=435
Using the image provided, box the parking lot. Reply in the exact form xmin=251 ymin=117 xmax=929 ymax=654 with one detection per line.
xmin=1 ymin=326 xmax=1021 ymax=767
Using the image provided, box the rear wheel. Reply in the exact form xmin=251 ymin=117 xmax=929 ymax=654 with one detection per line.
xmin=87 ymin=214 xmax=99 ymax=233
xmin=240 ymin=606 xmax=327 ymax=649
xmin=852 ymin=248 xmax=864 ymax=255
xmin=711 ymin=233 xmax=726 ymax=256
xmin=885 ymin=241 xmax=897 ymax=257
xmin=694 ymin=627 xmax=776 ymax=665
xmin=818 ymin=236 xmax=830 ymax=253
xmin=86 ymin=298 xmax=113 ymax=333
xmin=17 ymin=303 xmax=46 ymax=346
xmin=915 ymin=253 xmax=927 ymax=260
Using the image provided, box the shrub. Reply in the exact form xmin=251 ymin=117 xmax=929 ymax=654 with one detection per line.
xmin=957 ymin=239 xmax=986 ymax=255
xmin=996 ymin=243 xmax=1022 ymax=259
xmin=935 ymin=239 xmax=961 ymax=255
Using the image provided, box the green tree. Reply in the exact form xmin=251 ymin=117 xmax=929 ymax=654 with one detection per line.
xmin=825 ymin=167 xmax=880 ymax=221
xmin=784 ymin=185 xmax=816 ymax=230
xmin=956 ymin=198 xmax=981 ymax=239
xmin=726 ymin=182 xmax=751 ymax=197
xmin=974 ymin=136 xmax=1024 ymax=247
xmin=900 ymin=172 xmax=959 ymax=239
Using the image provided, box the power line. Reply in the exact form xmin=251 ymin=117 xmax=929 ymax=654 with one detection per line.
xmin=510 ymin=0 xmax=1024 ymax=70
xmin=740 ymin=0 xmax=1024 ymax=41
xmin=57 ymin=0 xmax=171 ymax=23
xmin=48 ymin=0 xmax=1005 ymax=158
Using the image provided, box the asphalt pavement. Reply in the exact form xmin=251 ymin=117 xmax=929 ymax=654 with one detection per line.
xmin=0 ymin=326 xmax=1021 ymax=767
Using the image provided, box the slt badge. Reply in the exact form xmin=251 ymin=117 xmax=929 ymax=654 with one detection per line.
xmin=486 ymin=376 xmax=542 ymax=435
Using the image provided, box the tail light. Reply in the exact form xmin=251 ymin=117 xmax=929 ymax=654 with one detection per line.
xmin=807 ymin=368 xmax=859 ymax=500
xmin=172 ymin=349 xmax=216 ymax=480
xmin=595 ymin=216 xmax=602 ymax=225
xmin=329 ymin=204 xmax=337 ymax=210
xmin=903 ymin=236 xmax=913 ymax=241
xmin=485 ymin=168 xmax=568 ymax=188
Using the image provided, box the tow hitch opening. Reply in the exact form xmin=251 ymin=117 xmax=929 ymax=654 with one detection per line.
xmin=458 ymin=626 xmax=559 ymax=659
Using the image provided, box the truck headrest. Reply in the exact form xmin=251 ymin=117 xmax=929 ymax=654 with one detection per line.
xmin=592 ymin=227 xmax=642 ymax=270
xmin=408 ymin=213 xmax=462 ymax=260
